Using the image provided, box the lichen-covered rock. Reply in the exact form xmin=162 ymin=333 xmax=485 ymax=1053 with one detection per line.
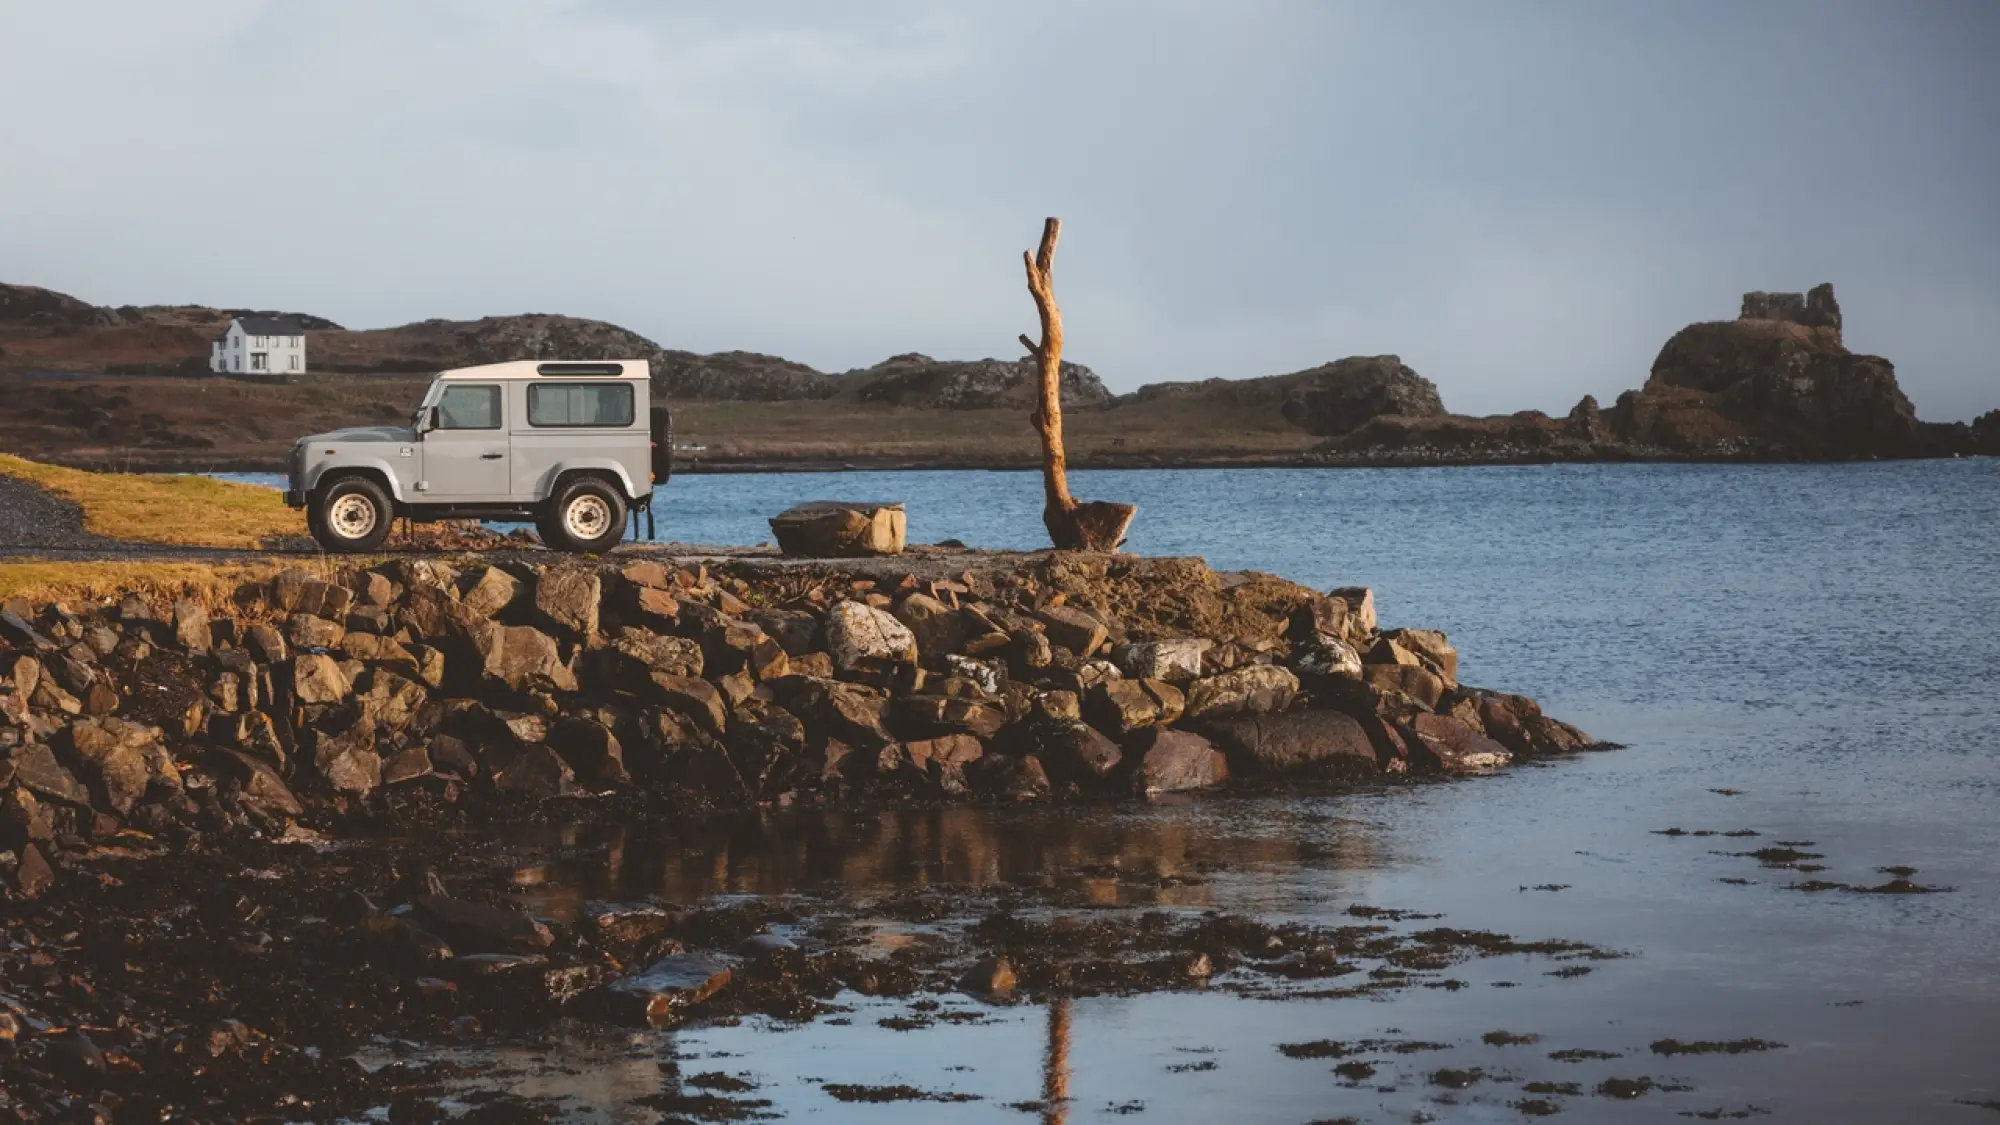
xmin=824 ymin=602 xmax=917 ymax=673
xmin=1112 ymin=639 xmax=1210 ymax=683
xmin=1294 ymin=636 xmax=1363 ymax=679
xmin=1182 ymin=664 xmax=1298 ymax=721
xmin=607 ymin=628 xmax=704 ymax=681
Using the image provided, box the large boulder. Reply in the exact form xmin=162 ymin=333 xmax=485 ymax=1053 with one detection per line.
xmin=1197 ymin=710 xmax=1378 ymax=777
xmin=1279 ymin=356 xmax=1446 ymax=437
xmin=1125 ymin=728 xmax=1228 ymax=794
xmin=769 ymin=502 xmax=906 ymax=558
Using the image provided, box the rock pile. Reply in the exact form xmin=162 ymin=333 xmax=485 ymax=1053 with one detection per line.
xmin=0 ymin=552 xmax=1598 ymax=900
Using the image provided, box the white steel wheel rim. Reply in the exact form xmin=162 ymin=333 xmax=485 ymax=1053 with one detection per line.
xmin=564 ymin=494 xmax=612 ymax=540
xmin=328 ymin=494 xmax=377 ymax=539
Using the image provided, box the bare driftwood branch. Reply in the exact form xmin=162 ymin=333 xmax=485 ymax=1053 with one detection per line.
xmin=1021 ymin=217 xmax=1135 ymax=552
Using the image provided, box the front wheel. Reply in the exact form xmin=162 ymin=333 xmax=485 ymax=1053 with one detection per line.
xmin=310 ymin=477 xmax=394 ymax=553
xmin=537 ymin=477 xmax=627 ymax=554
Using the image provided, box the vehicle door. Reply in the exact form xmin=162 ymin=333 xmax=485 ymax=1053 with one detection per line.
xmin=423 ymin=382 xmax=511 ymax=500
xmin=509 ymin=377 xmax=640 ymax=497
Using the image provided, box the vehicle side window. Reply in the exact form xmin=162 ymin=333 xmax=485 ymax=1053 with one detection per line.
xmin=528 ymin=382 xmax=634 ymax=427
xmin=437 ymin=385 xmax=502 ymax=430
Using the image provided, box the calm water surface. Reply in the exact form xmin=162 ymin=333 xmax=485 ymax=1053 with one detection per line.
xmin=233 ymin=463 xmax=2000 ymax=1122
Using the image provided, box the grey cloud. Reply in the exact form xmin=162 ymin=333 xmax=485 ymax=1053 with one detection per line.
xmin=0 ymin=0 xmax=1993 ymax=419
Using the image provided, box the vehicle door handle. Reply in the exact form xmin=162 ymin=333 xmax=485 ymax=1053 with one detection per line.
xmin=480 ymin=452 xmax=504 ymax=460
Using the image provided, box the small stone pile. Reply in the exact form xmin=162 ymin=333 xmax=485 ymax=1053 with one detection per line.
xmin=0 ymin=552 xmax=1598 ymax=899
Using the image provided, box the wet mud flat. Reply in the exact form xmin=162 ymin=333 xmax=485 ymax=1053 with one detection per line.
xmin=0 ymin=815 xmax=1783 ymax=1123
xmin=10 ymin=782 xmax=1976 ymax=1123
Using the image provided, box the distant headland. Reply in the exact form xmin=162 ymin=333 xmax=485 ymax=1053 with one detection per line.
xmin=1 ymin=280 xmax=1993 ymax=472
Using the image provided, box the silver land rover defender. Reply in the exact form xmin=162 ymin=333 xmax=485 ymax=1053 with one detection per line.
xmin=285 ymin=360 xmax=670 ymax=554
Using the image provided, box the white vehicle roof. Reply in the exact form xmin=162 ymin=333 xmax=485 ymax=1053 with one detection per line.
xmin=436 ymin=359 xmax=651 ymax=381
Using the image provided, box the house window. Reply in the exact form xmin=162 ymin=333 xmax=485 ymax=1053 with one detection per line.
xmin=436 ymin=385 xmax=503 ymax=430
xmin=290 ymin=354 xmax=300 ymax=371
xmin=250 ymin=352 xmax=268 ymax=371
xmin=527 ymin=382 xmax=634 ymax=427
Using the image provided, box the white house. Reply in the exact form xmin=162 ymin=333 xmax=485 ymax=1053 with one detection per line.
xmin=211 ymin=316 xmax=307 ymax=375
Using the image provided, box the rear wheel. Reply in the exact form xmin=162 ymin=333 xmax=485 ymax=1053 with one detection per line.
xmin=310 ymin=476 xmax=394 ymax=553
xmin=537 ymin=477 xmax=626 ymax=554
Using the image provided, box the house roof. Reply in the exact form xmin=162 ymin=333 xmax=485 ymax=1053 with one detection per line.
xmin=230 ymin=315 xmax=306 ymax=337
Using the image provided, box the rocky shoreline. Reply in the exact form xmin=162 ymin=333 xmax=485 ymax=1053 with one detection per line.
xmin=0 ymin=549 xmax=1603 ymax=1119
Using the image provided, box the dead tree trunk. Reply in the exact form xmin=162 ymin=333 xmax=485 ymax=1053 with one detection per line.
xmin=1020 ymin=217 xmax=1136 ymax=552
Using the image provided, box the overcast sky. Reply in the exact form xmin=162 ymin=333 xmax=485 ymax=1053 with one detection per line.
xmin=2 ymin=1 xmax=1995 ymax=419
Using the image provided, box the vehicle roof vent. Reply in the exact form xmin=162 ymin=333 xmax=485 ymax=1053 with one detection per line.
xmin=536 ymin=362 xmax=624 ymax=377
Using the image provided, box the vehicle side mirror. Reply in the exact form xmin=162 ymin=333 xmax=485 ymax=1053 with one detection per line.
xmin=417 ymin=406 xmax=438 ymax=433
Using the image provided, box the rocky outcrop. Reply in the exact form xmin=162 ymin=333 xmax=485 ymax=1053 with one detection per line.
xmin=1277 ymin=356 xmax=1446 ymax=437
xmin=837 ymin=353 xmax=1111 ymax=410
xmin=1316 ymin=283 xmax=1970 ymax=464
xmin=1613 ymin=283 xmax=1922 ymax=457
xmin=652 ymin=349 xmax=837 ymax=401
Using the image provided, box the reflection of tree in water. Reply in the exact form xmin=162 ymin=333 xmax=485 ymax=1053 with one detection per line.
xmin=1044 ymin=997 xmax=1071 ymax=1125
xmin=529 ymin=805 xmax=1371 ymax=909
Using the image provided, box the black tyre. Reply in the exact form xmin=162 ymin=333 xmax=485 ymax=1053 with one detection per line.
xmin=311 ymin=476 xmax=394 ymax=553
xmin=539 ymin=476 xmax=627 ymax=554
